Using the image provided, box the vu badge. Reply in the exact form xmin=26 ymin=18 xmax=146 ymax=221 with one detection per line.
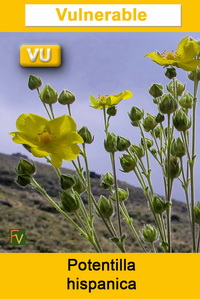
xmin=10 ymin=229 xmax=26 ymax=245
xmin=20 ymin=45 xmax=61 ymax=67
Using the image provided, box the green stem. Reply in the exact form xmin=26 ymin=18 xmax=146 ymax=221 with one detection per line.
xmin=120 ymin=202 xmax=147 ymax=252
xmin=111 ymin=152 xmax=122 ymax=238
xmin=82 ymin=143 xmax=93 ymax=219
xmin=36 ymin=88 xmax=52 ymax=119
xmin=49 ymin=104 xmax=55 ymax=119
xmin=31 ymin=178 xmax=87 ymax=238
xmin=151 ymin=242 xmax=157 ymax=253
xmin=166 ymin=113 xmax=172 ymax=252
xmin=67 ymin=104 xmax=72 ymax=116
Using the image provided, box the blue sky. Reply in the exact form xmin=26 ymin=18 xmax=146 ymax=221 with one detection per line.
xmin=1 ymin=32 xmax=200 ymax=202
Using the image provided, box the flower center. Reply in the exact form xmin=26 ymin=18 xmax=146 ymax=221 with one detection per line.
xmin=163 ymin=51 xmax=176 ymax=60
xmin=38 ymin=130 xmax=54 ymax=145
xmin=98 ymin=95 xmax=107 ymax=102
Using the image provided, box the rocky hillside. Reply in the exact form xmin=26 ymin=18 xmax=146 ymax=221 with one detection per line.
xmin=0 ymin=153 xmax=191 ymax=252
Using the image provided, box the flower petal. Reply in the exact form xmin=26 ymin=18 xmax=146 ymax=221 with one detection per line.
xmin=109 ymin=90 xmax=133 ymax=105
xmin=51 ymin=154 xmax=63 ymax=168
xmin=10 ymin=132 xmax=38 ymax=147
xmin=47 ymin=115 xmax=77 ymax=137
xmin=145 ymin=52 xmax=174 ymax=66
xmin=31 ymin=147 xmax=50 ymax=157
xmin=177 ymin=59 xmax=200 ymax=71
xmin=176 ymin=37 xmax=200 ymax=63
xmin=59 ymin=144 xmax=81 ymax=161
xmin=16 ymin=114 xmax=48 ymax=138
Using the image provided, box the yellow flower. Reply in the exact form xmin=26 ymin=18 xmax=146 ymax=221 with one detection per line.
xmin=145 ymin=36 xmax=200 ymax=71
xmin=10 ymin=114 xmax=83 ymax=168
xmin=90 ymin=90 xmax=133 ymax=109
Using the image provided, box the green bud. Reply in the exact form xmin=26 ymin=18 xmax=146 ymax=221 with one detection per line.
xmin=164 ymin=127 xmax=172 ymax=138
xmin=16 ymin=175 xmax=31 ymax=187
xmin=154 ymin=126 xmax=161 ymax=139
xmin=78 ymin=126 xmax=94 ymax=144
xmin=166 ymin=79 xmax=185 ymax=97
xmin=60 ymin=174 xmax=75 ymax=190
xmin=131 ymin=121 xmax=139 ymax=127
xmin=165 ymin=156 xmax=181 ymax=179
xmin=188 ymin=67 xmax=200 ymax=81
xmin=17 ymin=158 xmax=36 ymax=176
xmin=151 ymin=195 xmax=169 ymax=214
xmin=104 ymin=132 xmax=117 ymax=153
xmin=28 ymin=74 xmax=42 ymax=90
xmin=155 ymin=113 xmax=165 ymax=123
xmin=142 ymin=224 xmax=158 ymax=244
xmin=120 ymin=154 xmax=137 ymax=172
xmin=100 ymin=172 xmax=114 ymax=189
xmin=165 ymin=67 xmax=177 ymax=79
xmin=107 ymin=106 xmax=117 ymax=116
xmin=110 ymin=188 xmax=129 ymax=202
xmin=179 ymin=92 xmax=193 ymax=109
xmin=129 ymin=144 xmax=145 ymax=158
xmin=40 ymin=84 xmax=58 ymax=104
xmin=73 ymin=176 xmax=86 ymax=194
xmin=153 ymin=98 xmax=159 ymax=104
xmin=98 ymin=196 xmax=113 ymax=219
xmin=158 ymin=94 xmax=178 ymax=114
xmin=194 ymin=204 xmax=200 ymax=225
xmin=171 ymin=138 xmax=186 ymax=157
xmin=143 ymin=113 xmax=158 ymax=132
xmin=128 ymin=106 xmax=144 ymax=122
xmin=61 ymin=190 xmax=80 ymax=213
xmin=173 ymin=109 xmax=191 ymax=131
xmin=150 ymin=148 xmax=157 ymax=156
xmin=116 ymin=136 xmax=131 ymax=151
xmin=148 ymin=83 xmax=163 ymax=98
xmin=141 ymin=137 xmax=153 ymax=148
xmin=58 ymin=89 xmax=75 ymax=105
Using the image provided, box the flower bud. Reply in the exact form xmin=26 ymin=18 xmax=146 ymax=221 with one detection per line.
xmin=58 ymin=89 xmax=75 ymax=105
xmin=110 ymin=188 xmax=129 ymax=202
xmin=116 ymin=136 xmax=131 ymax=151
xmin=155 ymin=113 xmax=165 ymax=123
xmin=98 ymin=196 xmax=113 ymax=219
xmin=16 ymin=175 xmax=31 ymax=187
xmin=150 ymin=148 xmax=157 ymax=157
xmin=128 ymin=106 xmax=144 ymax=122
xmin=17 ymin=158 xmax=36 ymax=176
xmin=166 ymin=79 xmax=185 ymax=97
xmin=40 ymin=84 xmax=58 ymax=104
xmin=129 ymin=144 xmax=145 ymax=158
xmin=173 ymin=110 xmax=191 ymax=131
xmin=28 ymin=75 xmax=42 ymax=90
xmin=148 ymin=83 xmax=163 ymax=98
xmin=171 ymin=138 xmax=186 ymax=157
xmin=107 ymin=106 xmax=117 ymax=116
xmin=153 ymin=98 xmax=159 ymax=104
xmin=61 ymin=190 xmax=80 ymax=213
xmin=120 ymin=154 xmax=137 ymax=172
xmin=142 ymin=224 xmax=158 ymax=244
xmin=158 ymin=94 xmax=178 ymax=114
xmin=143 ymin=113 xmax=158 ymax=132
xmin=165 ymin=156 xmax=180 ymax=179
xmin=188 ymin=67 xmax=200 ymax=81
xmin=141 ymin=137 xmax=153 ymax=148
xmin=179 ymin=92 xmax=193 ymax=109
xmin=151 ymin=195 xmax=169 ymax=214
xmin=194 ymin=204 xmax=200 ymax=225
xmin=60 ymin=174 xmax=75 ymax=190
xmin=104 ymin=133 xmax=117 ymax=153
xmin=78 ymin=126 xmax=94 ymax=144
xmin=73 ymin=176 xmax=86 ymax=194
xmin=100 ymin=172 xmax=114 ymax=189
xmin=154 ymin=126 xmax=161 ymax=139
xmin=165 ymin=67 xmax=177 ymax=79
